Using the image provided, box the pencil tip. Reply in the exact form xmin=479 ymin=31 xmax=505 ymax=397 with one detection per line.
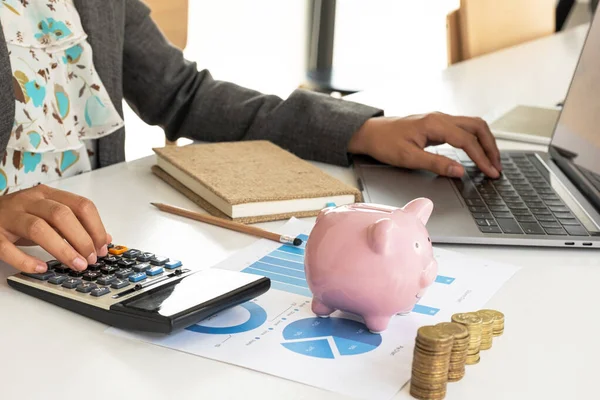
xmin=150 ymin=202 xmax=159 ymax=208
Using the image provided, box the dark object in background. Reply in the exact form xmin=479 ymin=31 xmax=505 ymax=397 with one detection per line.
xmin=592 ymin=0 xmax=599 ymax=14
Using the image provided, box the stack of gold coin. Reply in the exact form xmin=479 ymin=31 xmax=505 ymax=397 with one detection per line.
xmin=451 ymin=313 xmax=483 ymax=365
xmin=410 ymin=326 xmax=454 ymax=400
xmin=435 ymin=322 xmax=469 ymax=382
xmin=475 ymin=311 xmax=494 ymax=350
xmin=478 ymin=309 xmax=505 ymax=336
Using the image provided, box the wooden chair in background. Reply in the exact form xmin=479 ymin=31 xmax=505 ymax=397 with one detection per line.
xmin=446 ymin=0 xmax=556 ymax=65
xmin=143 ymin=0 xmax=189 ymax=145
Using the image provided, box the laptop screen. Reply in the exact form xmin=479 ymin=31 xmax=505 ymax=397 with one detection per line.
xmin=551 ymin=8 xmax=600 ymax=180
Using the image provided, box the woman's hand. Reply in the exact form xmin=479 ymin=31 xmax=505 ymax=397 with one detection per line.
xmin=348 ymin=113 xmax=503 ymax=178
xmin=0 ymin=184 xmax=110 ymax=274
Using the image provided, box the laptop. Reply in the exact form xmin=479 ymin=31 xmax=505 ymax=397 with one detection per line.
xmin=353 ymin=9 xmax=600 ymax=249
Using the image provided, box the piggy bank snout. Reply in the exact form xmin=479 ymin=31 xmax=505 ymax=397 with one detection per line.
xmin=420 ymin=259 xmax=438 ymax=288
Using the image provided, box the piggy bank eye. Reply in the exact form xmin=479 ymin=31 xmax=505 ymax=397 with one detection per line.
xmin=415 ymin=242 xmax=419 ymax=249
xmin=428 ymin=237 xmax=431 ymax=243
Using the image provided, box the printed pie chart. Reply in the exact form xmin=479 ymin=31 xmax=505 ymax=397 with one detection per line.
xmin=185 ymin=302 xmax=267 ymax=334
xmin=281 ymin=317 xmax=382 ymax=359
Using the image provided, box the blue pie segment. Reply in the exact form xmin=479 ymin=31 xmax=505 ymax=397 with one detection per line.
xmin=281 ymin=338 xmax=334 ymax=359
xmin=281 ymin=317 xmax=382 ymax=359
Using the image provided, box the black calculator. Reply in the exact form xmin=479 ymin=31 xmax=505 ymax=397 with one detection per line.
xmin=7 ymin=244 xmax=270 ymax=333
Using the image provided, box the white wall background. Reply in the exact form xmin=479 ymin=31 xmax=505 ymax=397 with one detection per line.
xmin=124 ymin=0 xmax=592 ymax=162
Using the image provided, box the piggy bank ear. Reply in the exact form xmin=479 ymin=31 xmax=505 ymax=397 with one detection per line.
xmin=402 ymin=198 xmax=434 ymax=225
xmin=367 ymin=218 xmax=395 ymax=255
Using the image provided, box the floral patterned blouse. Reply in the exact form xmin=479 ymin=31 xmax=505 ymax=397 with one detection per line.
xmin=0 ymin=0 xmax=124 ymax=194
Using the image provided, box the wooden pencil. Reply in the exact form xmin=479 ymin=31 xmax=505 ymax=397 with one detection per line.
xmin=150 ymin=202 xmax=303 ymax=246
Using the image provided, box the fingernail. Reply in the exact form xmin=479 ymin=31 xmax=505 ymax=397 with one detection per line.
xmin=87 ymin=252 xmax=97 ymax=265
xmin=35 ymin=263 xmax=47 ymax=273
xmin=490 ymin=166 xmax=500 ymax=177
xmin=73 ymin=257 xmax=87 ymax=271
xmin=98 ymin=244 xmax=108 ymax=257
xmin=447 ymin=165 xmax=463 ymax=178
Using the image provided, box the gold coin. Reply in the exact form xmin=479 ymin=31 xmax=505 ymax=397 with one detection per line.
xmin=410 ymin=385 xmax=447 ymax=400
xmin=479 ymin=342 xmax=492 ymax=350
xmin=465 ymin=354 xmax=480 ymax=365
xmin=451 ymin=313 xmax=483 ymax=325
xmin=478 ymin=309 xmax=504 ymax=320
xmin=410 ymin=378 xmax=448 ymax=390
xmin=417 ymin=326 xmax=453 ymax=344
xmin=435 ymin=322 xmax=469 ymax=339
xmin=476 ymin=311 xmax=494 ymax=325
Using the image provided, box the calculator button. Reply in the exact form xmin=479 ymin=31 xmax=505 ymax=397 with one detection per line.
xmin=23 ymin=270 xmax=56 ymax=281
xmin=53 ymin=264 xmax=71 ymax=274
xmin=107 ymin=243 xmax=114 ymax=249
xmin=46 ymin=260 xmax=61 ymax=270
xmin=132 ymin=262 xmax=150 ymax=273
xmin=83 ymin=271 xmax=101 ymax=281
xmin=165 ymin=260 xmax=182 ymax=270
xmin=97 ymin=275 xmax=117 ymax=285
xmin=108 ymin=245 xmax=128 ymax=255
xmin=116 ymin=268 xmax=134 ymax=279
xmin=146 ymin=266 xmax=164 ymax=276
xmin=102 ymin=256 xmax=119 ymax=265
xmin=129 ymin=272 xmax=147 ymax=282
xmin=137 ymin=252 xmax=154 ymax=262
xmin=48 ymin=275 xmax=68 ymax=285
xmin=150 ymin=256 xmax=169 ymax=266
xmin=110 ymin=279 xmax=130 ymax=289
xmin=87 ymin=263 xmax=103 ymax=271
xmin=91 ymin=287 xmax=111 ymax=297
xmin=122 ymin=249 xmax=141 ymax=259
xmin=100 ymin=265 xmax=119 ymax=275
xmin=68 ymin=270 xmax=84 ymax=278
xmin=117 ymin=259 xmax=136 ymax=268
xmin=76 ymin=283 xmax=97 ymax=293
xmin=62 ymin=278 xmax=82 ymax=289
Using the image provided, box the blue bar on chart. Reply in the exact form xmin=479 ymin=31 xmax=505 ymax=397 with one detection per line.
xmin=242 ymin=234 xmax=312 ymax=297
xmin=412 ymin=304 xmax=440 ymax=316
xmin=435 ymin=275 xmax=455 ymax=285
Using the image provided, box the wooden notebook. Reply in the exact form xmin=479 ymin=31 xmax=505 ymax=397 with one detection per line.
xmin=152 ymin=141 xmax=362 ymax=224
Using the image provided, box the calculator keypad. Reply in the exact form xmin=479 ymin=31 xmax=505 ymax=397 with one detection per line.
xmin=108 ymin=245 xmax=127 ymax=255
xmin=49 ymin=275 xmax=68 ymax=285
xmin=82 ymin=271 xmax=101 ymax=281
xmin=23 ymin=270 xmax=55 ymax=281
xmin=129 ymin=272 xmax=147 ymax=282
xmin=150 ymin=256 xmax=169 ymax=266
xmin=76 ymin=283 xmax=97 ymax=293
xmin=20 ymin=244 xmax=184 ymax=304
xmin=97 ymin=275 xmax=117 ymax=286
xmin=62 ymin=278 xmax=82 ymax=289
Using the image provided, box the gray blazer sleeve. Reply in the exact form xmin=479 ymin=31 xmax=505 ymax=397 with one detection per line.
xmin=122 ymin=0 xmax=383 ymax=167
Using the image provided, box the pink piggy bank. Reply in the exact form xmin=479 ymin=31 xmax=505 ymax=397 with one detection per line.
xmin=304 ymin=199 xmax=438 ymax=333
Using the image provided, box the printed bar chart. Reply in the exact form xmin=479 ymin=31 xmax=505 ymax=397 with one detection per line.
xmin=241 ymin=233 xmax=454 ymax=315
xmin=242 ymin=234 xmax=312 ymax=297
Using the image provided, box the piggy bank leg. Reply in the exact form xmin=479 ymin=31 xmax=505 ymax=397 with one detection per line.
xmin=312 ymin=297 xmax=335 ymax=317
xmin=364 ymin=315 xmax=392 ymax=334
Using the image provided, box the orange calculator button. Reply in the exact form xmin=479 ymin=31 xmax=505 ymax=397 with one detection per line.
xmin=108 ymin=245 xmax=128 ymax=255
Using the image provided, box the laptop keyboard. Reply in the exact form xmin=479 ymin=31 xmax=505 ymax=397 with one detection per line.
xmin=439 ymin=149 xmax=590 ymax=236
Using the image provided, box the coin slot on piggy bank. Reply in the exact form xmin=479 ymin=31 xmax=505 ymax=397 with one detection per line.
xmin=304 ymin=198 xmax=438 ymax=333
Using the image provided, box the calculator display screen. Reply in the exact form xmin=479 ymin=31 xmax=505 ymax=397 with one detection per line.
xmin=121 ymin=269 xmax=263 ymax=317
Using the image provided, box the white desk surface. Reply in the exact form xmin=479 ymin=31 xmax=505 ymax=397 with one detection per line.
xmin=1 ymin=25 xmax=599 ymax=400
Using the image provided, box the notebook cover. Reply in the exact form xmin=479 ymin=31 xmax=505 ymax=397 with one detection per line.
xmin=151 ymin=141 xmax=362 ymax=223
